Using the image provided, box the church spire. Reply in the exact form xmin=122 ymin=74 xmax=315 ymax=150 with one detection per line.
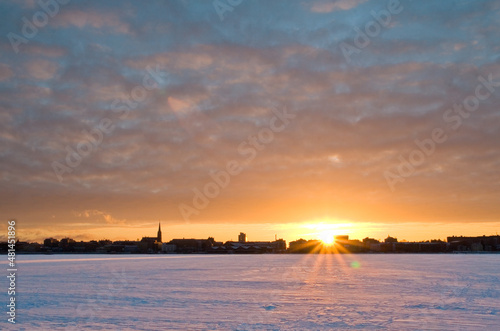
xmin=157 ymin=222 xmax=162 ymax=243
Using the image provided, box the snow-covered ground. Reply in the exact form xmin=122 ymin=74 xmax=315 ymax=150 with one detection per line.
xmin=2 ymin=254 xmax=499 ymax=330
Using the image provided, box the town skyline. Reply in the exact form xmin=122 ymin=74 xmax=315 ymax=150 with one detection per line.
xmin=4 ymin=220 xmax=499 ymax=247
xmin=4 ymin=222 xmax=499 ymax=254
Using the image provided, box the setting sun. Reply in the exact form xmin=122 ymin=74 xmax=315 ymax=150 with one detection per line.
xmin=303 ymin=221 xmax=354 ymax=245
xmin=319 ymin=231 xmax=336 ymax=245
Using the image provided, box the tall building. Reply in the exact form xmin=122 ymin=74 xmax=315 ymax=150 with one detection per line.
xmin=157 ymin=222 xmax=162 ymax=243
xmin=238 ymin=232 xmax=246 ymax=243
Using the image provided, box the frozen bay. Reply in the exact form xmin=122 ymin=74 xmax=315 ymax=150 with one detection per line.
xmin=2 ymin=254 xmax=499 ymax=330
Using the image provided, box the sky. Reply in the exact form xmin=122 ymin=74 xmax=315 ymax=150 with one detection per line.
xmin=1 ymin=0 xmax=499 ymax=243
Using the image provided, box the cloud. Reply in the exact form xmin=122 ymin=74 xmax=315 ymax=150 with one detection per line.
xmin=11 ymin=0 xmax=36 ymax=9
xmin=0 ymin=63 xmax=13 ymax=81
xmin=310 ymin=0 xmax=368 ymax=13
xmin=52 ymin=9 xmax=132 ymax=34
xmin=24 ymin=59 xmax=58 ymax=80
xmin=76 ymin=209 xmax=125 ymax=225
xmin=125 ymin=48 xmax=214 ymax=71
xmin=23 ymin=43 xmax=67 ymax=57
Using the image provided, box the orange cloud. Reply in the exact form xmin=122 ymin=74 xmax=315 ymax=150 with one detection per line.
xmin=75 ymin=209 xmax=126 ymax=225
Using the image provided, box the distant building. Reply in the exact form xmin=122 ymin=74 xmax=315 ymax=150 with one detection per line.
xmin=109 ymin=241 xmax=140 ymax=253
xmin=385 ymin=236 xmax=398 ymax=243
xmin=470 ymin=242 xmax=483 ymax=251
xmin=60 ymin=238 xmax=75 ymax=245
xmin=223 ymin=234 xmax=286 ymax=254
xmin=447 ymin=235 xmax=500 ymax=252
xmin=16 ymin=241 xmax=41 ymax=252
xmin=162 ymin=243 xmax=176 ymax=253
xmin=142 ymin=222 xmax=162 ymax=243
xmin=168 ymin=238 xmax=214 ymax=253
xmin=238 ymin=232 xmax=246 ymax=243
xmin=288 ymin=239 xmax=323 ymax=253
xmin=59 ymin=238 xmax=76 ymax=252
xmin=341 ymin=239 xmax=365 ymax=252
xmin=334 ymin=235 xmax=349 ymax=242
xmin=44 ymin=238 xmax=59 ymax=247
xmin=139 ymin=222 xmax=163 ymax=253
xmin=363 ymin=237 xmax=379 ymax=245
xmin=157 ymin=223 xmax=162 ymax=243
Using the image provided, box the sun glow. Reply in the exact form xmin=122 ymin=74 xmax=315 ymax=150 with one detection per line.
xmin=303 ymin=221 xmax=354 ymax=245
xmin=298 ymin=221 xmax=362 ymax=255
xmin=318 ymin=231 xmax=336 ymax=245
